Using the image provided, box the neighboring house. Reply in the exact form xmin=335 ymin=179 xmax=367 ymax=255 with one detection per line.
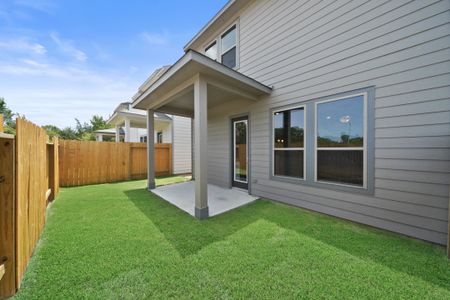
xmin=94 ymin=127 xmax=125 ymax=142
xmin=95 ymin=101 xmax=192 ymax=175
xmin=132 ymin=0 xmax=450 ymax=245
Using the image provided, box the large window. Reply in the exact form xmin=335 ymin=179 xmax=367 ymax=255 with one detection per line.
xmin=273 ymin=106 xmax=305 ymax=179
xmin=316 ymin=95 xmax=366 ymax=187
xmin=204 ymin=23 xmax=238 ymax=69
xmin=270 ymin=89 xmax=372 ymax=192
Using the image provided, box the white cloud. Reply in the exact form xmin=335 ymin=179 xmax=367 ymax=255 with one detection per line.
xmin=21 ymin=59 xmax=47 ymax=67
xmin=140 ymin=32 xmax=168 ymax=46
xmin=13 ymin=0 xmax=55 ymax=13
xmin=50 ymin=32 xmax=87 ymax=62
xmin=0 ymin=38 xmax=47 ymax=55
xmin=1 ymin=65 xmax=138 ymax=127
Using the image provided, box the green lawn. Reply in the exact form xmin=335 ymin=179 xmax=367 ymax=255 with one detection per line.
xmin=14 ymin=177 xmax=450 ymax=299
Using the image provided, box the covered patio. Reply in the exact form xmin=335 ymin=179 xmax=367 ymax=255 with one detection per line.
xmin=132 ymin=50 xmax=271 ymax=219
xmin=153 ymin=181 xmax=258 ymax=217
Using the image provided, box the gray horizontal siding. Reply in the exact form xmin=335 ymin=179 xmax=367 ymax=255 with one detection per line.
xmin=235 ymin=0 xmax=450 ymax=244
xmin=172 ymin=116 xmax=192 ymax=174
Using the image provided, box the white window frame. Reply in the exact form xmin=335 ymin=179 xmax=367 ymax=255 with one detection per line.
xmin=272 ymin=104 xmax=306 ymax=180
xmin=233 ymin=119 xmax=248 ymax=184
xmin=314 ymin=93 xmax=368 ymax=189
xmin=203 ymin=20 xmax=240 ymax=69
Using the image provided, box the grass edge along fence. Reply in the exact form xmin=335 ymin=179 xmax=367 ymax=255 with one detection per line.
xmin=0 ymin=118 xmax=59 ymax=299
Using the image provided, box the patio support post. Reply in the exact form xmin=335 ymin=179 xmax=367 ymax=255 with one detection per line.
xmin=194 ymin=75 xmax=208 ymax=219
xmin=124 ymin=118 xmax=131 ymax=142
xmin=147 ymin=109 xmax=156 ymax=190
xmin=191 ymin=117 xmax=195 ymax=180
xmin=97 ymin=134 xmax=103 ymax=142
xmin=115 ymin=125 xmax=121 ymax=142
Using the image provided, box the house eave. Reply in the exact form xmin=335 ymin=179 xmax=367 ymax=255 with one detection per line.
xmin=183 ymin=0 xmax=237 ymax=51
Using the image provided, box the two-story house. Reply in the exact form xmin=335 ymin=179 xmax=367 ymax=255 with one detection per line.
xmin=132 ymin=0 xmax=450 ymax=246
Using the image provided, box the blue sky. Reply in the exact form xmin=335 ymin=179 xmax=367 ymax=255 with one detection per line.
xmin=0 ymin=0 xmax=227 ymax=128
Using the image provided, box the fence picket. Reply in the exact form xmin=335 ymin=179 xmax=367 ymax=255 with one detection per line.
xmin=58 ymin=141 xmax=172 ymax=187
xmin=13 ymin=118 xmax=59 ymax=291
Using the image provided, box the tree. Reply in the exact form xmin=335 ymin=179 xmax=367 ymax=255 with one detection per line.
xmin=90 ymin=115 xmax=110 ymax=131
xmin=0 ymin=97 xmax=17 ymax=134
xmin=59 ymin=127 xmax=78 ymax=140
xmin=1 ymin=97 xmax=110 ymax=141
xmin=42 ymin=125 xmax=62 ymax=138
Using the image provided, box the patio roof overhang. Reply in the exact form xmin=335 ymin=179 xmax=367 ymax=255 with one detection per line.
xmin=107 ymin=111 xmax=171 ymax=129
xmin=132 ymin=50 xmax=272 ymax=117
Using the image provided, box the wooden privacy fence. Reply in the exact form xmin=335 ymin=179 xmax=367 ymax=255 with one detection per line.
xmin=59 ymin=141 xmax=172 ymax=187
xmin=0 ymin=118 xmax=59 ymax=299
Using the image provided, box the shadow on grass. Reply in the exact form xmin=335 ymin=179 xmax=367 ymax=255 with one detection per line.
xmin=125 ymin=188 xmax=260 ymax=257
xmin=125 ymin=187 xmax=450 ymax=291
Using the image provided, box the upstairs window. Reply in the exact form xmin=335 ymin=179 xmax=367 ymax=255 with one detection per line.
xmin=204 ymin=23 xmax=238 ymax=69
xmin=316 ymin=95 xmax=366 ymax=187
xmin=221 ymin=25 xmax=236 ymax=68
xmin=205 ymin=41 xmax=218 ymax=61
xmin=273 ymin=106 xmax=305 ymax=179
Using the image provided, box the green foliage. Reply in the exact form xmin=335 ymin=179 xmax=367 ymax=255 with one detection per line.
xmin=317 ymin=136 xmax=364 ymax=147
xmin=14 ymin=179 xmax=450 ymax=299
xmin=1 ymin=97 xmax=110 ymax=140
xmin=41 ymin=125 xmax=61 ymax=139
xmin=0 ymin=97 xmax=17 ymax=134
xmin=90 ymin=115 xmax=111 ymax=131
xmin=58 ymin=127 xmax=78 ymax=140
xmin=42 ymin=115 xmax=111 ymax=141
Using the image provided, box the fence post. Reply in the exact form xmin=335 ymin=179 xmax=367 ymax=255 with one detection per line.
xmin=0 ymin=134 xmax=16 ymax=298
xmin=46 ymin=137 xmax=60 ymax=202
xmin=53 ymin=138 xmax=59 ymax=198
xmin=48 ymin=144 xmax=55 ymax=202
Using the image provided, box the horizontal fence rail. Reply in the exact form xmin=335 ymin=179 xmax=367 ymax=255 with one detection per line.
xmin=59 ymin=141 xmax=172 ymax=187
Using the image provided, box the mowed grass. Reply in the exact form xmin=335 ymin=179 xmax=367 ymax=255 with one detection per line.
xmin=15 ymin=177 xmax=450 ymax=299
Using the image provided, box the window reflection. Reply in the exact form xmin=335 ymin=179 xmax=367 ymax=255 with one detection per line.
xmin=273 ymin=107 xmax=304 ymax=179
xmin=316 ymin=95 xmax=365 ymax=187
xmin=317 ymin=96 xmax=364 ymax=147
xmin=274 ymin=108 xmax=304 ymax=148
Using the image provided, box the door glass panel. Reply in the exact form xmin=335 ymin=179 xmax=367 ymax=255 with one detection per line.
xmin=234 ymin=120 xmax=247 ymax=183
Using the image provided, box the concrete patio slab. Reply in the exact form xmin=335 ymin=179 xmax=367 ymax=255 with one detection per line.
xmin=152 ymin=181 xmax=259 ymax=217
